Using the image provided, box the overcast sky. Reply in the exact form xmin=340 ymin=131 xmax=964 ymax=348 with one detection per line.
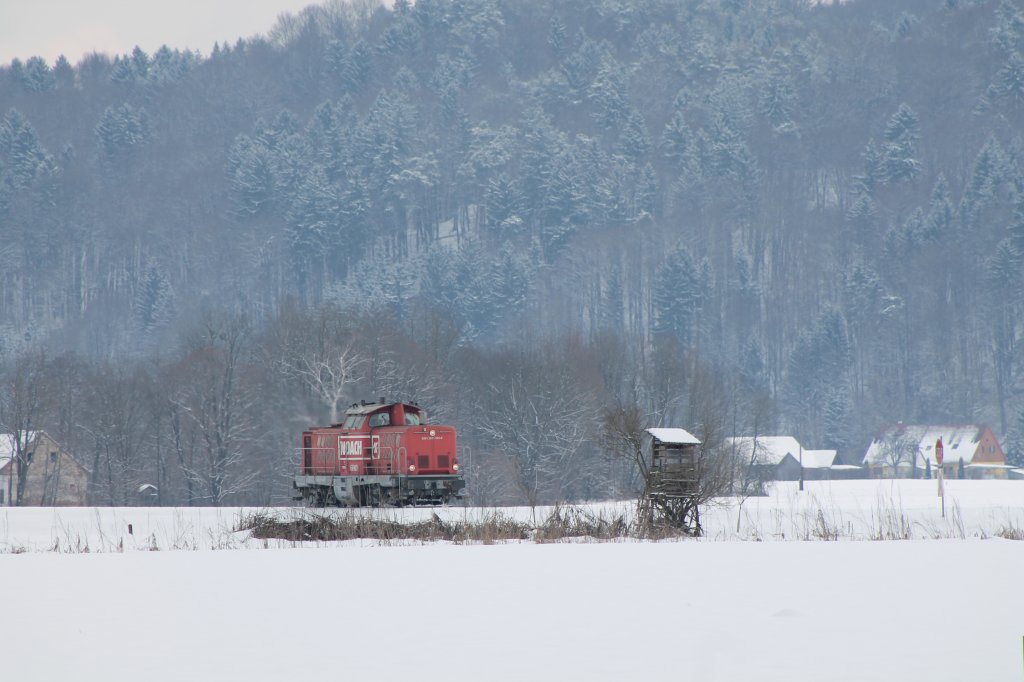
xmin=1 ymin=0 xmax=321 ymax=64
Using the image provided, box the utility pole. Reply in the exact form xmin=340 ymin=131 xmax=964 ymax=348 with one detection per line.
xmin=798 ymin=444 xmax=804 ymax=492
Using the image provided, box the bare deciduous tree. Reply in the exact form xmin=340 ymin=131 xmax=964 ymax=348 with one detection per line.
xmin=82 ymin=364 xmax=150 ymax=505
xmin=170 ymin=314 xmax=258 ymax=504
xmin=602 ymin=399 xmax=649 ymax=496
xmin=286 ymin=343 xmax=366 ymax=424
xmin=879 ymin=431 xmax=921 ymax=478
xmin=727 ymin=390 xmax=778 ymax=532
xmin=0 ymin=350 xmax=50 ymax=506
xmin=475 ymin=349 xmax=595 ymax=507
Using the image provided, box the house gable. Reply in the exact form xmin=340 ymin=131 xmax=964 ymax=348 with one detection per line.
xmin=2 ymin=431 xmax=89 ymax=506
xmin=971 ymin=426 xmax=1006 ymax=465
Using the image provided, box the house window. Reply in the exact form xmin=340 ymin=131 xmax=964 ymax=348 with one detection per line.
xmin=50 ymin=452 xmax=57 ymax=462
xmin=0 ymin=489 xmax=4 ymax=504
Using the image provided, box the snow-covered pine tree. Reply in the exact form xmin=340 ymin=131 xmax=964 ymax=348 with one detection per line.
xmin=881 ymin=103 xmax=921 ymax=183
xmin=653 ymin=242 xmax=710 ymax=348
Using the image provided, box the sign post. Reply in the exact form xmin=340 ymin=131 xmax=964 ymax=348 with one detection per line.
xmin=935 ymin=437 xmax=945 ymax=518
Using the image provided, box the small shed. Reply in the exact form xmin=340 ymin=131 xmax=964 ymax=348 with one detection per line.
xmin=802 ymin=454 xmax=864 ymax=480
xmin=137 ymin=484 xmax=159 ymax=505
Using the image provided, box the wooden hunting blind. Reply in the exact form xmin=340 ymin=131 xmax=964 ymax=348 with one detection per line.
xmin=643 ymin=428 xmax=701 ymax=531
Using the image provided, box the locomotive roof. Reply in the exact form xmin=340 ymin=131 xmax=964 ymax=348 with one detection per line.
xmin=345 ymin=401 xmax=423 ymax=416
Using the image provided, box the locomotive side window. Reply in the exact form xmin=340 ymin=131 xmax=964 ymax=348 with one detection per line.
xmin=369 ymin=413 xmax=390 ymax=428
xmin=405 ymin=412 xmax=421 ymax=426
xmin=343 ymin=415 xmax=364 ymax=429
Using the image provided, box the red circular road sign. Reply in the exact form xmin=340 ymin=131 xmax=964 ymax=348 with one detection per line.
xmin=935 ymin=438 xmax=944 ymax=465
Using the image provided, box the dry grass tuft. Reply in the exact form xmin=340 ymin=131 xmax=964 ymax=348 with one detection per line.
xmin=993 ymin=522 xmax=1024 ymax=540
xmin=239 ymin=505 xmax=645 ymax=544
xmin=238 ymin=509 xmax=532 ymax=544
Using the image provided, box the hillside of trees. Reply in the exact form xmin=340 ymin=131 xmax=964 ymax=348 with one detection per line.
xmin=2 ymin=0 xmax=1024 ymax=505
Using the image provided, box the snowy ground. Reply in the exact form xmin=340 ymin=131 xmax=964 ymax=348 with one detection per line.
xmin=1 ymin=480 xmax=1022 ymax=681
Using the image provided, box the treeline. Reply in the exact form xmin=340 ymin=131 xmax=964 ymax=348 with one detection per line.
xmin=2 ymin=0 xmax=1024 ymax=471
xmin=0 ymin=303 xmax=772 ymax=506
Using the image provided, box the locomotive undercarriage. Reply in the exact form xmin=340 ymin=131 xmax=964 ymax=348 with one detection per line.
xmin=293 ymin=474 xmax=466 ymax=507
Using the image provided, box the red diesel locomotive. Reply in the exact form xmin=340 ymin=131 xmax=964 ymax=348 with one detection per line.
xmin=293 ymin=398 xmax=466 ymax=506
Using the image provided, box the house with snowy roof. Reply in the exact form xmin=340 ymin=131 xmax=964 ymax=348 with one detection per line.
xmin=724 ymin=436 xmax=859 ymax=480
xmin=0 ymin=431 xmax=89 ymax=506
xmin=861 ymin=424 xmax=1008 ymax=479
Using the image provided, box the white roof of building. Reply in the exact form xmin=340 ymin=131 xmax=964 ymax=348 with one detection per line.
xmin=725 ymin=436 xmax=803 ymax=466
xmin=863 ymin=425 xmax=986 ymax=468
xmin=646 ymin=428 xmax=701 ymax=445
xmin=801 ymin=449 xmax=838 ymax=469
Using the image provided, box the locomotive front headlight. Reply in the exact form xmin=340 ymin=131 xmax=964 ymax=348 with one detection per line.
xmin=409 ymin=464 xmax=416 ymax=472
xmin=452 ymin=463 xmax=460 ymax=472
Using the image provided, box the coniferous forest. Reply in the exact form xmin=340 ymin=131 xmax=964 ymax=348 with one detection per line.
xmin=2 ymin=0 xmax=1024 ymax=505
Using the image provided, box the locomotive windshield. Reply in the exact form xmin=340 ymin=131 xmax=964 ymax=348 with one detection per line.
xmin=368 ymin=412 xmax=390 ymax=427
xmin=343 ymin=414 xmax=364 ymax=429
xmin=405 ymin=411 xmax=422 ymax=426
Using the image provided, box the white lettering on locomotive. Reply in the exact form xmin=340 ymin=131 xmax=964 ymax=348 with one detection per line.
xmin=337 ymin=436 xmax=365 ymax=459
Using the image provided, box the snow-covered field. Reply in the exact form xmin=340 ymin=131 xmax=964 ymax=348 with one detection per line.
xmin=1 ymin=480 xmax=1022 ymax=681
